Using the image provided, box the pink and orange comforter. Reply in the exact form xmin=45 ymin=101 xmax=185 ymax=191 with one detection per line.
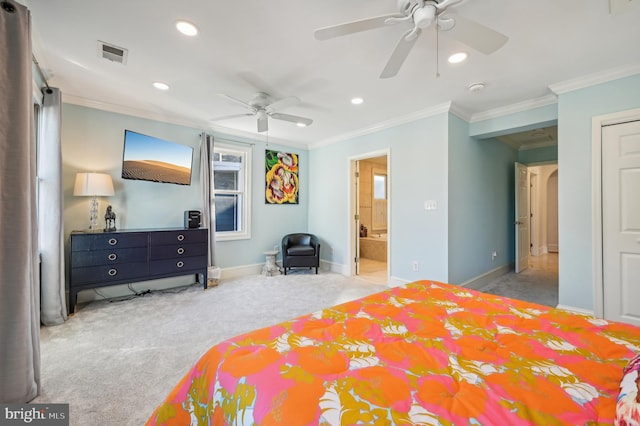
xmin=148 ymin=281 xmax=640 ymax=425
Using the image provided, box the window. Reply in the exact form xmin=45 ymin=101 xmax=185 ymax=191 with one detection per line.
xmin=213 ymin=143 xmax=251 ymax=240
xmin=372 ymin=168 xmax=387 ymax=232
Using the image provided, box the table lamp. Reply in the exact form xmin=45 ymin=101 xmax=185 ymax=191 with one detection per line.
xmin=73 ymin=172 xmax=115 ymax=230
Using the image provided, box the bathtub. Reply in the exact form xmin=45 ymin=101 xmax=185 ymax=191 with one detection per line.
xmin=360 ymin=233 xmax=387 ymax=262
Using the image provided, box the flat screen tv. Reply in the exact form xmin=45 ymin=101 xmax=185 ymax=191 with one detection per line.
xmin=121 ymin=130 xmax=193 ymax=186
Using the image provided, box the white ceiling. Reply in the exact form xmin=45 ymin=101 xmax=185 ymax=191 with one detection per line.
xmin=22 ymin=0 xmax=640 ymax=147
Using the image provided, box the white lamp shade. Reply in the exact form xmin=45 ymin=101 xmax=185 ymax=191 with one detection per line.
xmin=73 ymin=172 xmax=115 ymax=196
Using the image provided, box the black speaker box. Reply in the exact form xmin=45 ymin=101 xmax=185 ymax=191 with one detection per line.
xmin=184 ymin=210 xmax=201 ymax=229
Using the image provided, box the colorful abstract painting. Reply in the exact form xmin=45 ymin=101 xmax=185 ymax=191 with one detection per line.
xmin=265 ymin=150 xmax=298 ymax=204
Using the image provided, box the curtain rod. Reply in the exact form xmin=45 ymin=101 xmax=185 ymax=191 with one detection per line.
xmin=32 ymin=54 xmax=51 ymax=93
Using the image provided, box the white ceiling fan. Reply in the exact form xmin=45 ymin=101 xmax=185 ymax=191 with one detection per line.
xmin=214 ymin=92 xmax=313 ymax=133
xmin=314 ymin=0 xmax=508 ymax=78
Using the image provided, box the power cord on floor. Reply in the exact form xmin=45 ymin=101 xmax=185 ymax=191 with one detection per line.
xmin=89 ymin=282 xmax=201 ymax=306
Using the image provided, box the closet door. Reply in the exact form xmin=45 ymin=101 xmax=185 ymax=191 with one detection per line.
xmin=602 ymin=119 xmax=640 ymax=326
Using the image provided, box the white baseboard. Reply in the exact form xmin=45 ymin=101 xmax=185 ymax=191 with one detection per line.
xmin=556 ymin=304 xmax=595 ymax=316
xmin=218 ymin=263 xmax=263 ymax=279
xmin=459 ymin=263 xmax=513 ymax=290
xmin=321 ymin=259 xmax=350 ymax=275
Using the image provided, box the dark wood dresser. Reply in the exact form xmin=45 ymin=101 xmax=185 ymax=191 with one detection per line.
xmin=69 ymin=228 xmax=208 ymax=313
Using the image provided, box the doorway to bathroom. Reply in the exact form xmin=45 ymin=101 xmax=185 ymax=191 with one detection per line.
xmin=350 ymin=151 xmax=389 ymax=284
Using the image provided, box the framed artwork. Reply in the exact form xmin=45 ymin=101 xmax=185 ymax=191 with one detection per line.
xmin=265 ymin=150 xmax=299 ymax=204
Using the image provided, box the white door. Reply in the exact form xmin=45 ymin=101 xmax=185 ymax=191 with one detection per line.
xmin=515 ymin=162 xmax=530 ymax=273
xmin=602 ymin=120 xmax=640 ymax=326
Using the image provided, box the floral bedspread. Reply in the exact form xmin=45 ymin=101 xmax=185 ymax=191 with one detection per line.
xmin=148 ymin=281 xmax=640 ymax=425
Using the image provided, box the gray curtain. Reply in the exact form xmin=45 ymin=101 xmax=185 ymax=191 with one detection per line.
xmin=0 ymin=1 xmax=41 ymax=402
xmin=200 ymin=133 xmax=216 ymax=269
xmin=39 ymin=87 xmax=66 ymax=325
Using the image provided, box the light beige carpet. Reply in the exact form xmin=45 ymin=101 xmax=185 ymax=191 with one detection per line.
xmin=33 ymin=272 xmax=388 ymax=426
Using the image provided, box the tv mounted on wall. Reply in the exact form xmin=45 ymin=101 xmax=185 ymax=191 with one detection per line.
xmin=121 ymin=130 xmax=193 ymax=186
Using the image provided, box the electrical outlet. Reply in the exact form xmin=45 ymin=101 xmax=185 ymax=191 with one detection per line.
xmin=492 ymin=251 xmax=497 ymax=261
xmin=412 ymin=261 xmax=419 ymax=272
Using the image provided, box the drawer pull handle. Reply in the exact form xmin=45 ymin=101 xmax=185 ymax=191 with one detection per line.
xmin=108 ymin=238 xmax=118 ymax=246
xmin=108 ymin=253 xmax=117 ymax=261
xmin=177 ymin=248 xmax=185 ymax=255
xmin=108 ymin=268 xmax=117 ymax=276
xmin=176 ymin=261 xmax=184 ymax=268
xmin=177 ymin=234 xmax=185 ymax=241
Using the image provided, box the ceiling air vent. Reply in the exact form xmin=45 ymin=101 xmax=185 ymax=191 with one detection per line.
xmin=97 ymin=41 xmax=128 ymax=64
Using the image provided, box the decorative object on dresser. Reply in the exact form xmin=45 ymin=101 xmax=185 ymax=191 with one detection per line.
xmin=68 ymin=228 xmax=208 ymax=313
xmin=73 ymin=172 xmax=115 ymax=231
xmin=184 ymin=210 xmax=201 ymax=228
xmin=104 ymin=205 xmax=116 ymax=232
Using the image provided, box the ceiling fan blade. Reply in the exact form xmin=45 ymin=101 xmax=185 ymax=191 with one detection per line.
xmin=380 ymin=28 xmax=421 ymax=79
xmin=218 ymin=93 xmax=253 ymax=111
xmin=434 ymin=0 xmax=465 ymax=11
xmin=210 ymin=113 xmax=254 ymax=122
xmin=441 ymin=13 xmax=508 ymax=54
xmin=265 ymin=96 xmax=300 ymax=113
xmin=270 ymin=113 xmax=313 ymax=127
xmin=257 ymin=114 xmax=268 ymax=133
xmin=314 ymin=14 xmax=399 ymax=40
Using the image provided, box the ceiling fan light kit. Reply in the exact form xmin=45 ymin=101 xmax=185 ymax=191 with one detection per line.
xmin=314 ymin=0 xmax=508 ymax=78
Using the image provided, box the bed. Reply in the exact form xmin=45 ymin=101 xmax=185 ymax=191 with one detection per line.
xmin=147 ymin=281 xmax=640 ymax=425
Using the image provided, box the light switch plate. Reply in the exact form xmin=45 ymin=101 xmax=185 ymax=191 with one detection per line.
xmin=424 ymin=200 xmax=437 ymax=210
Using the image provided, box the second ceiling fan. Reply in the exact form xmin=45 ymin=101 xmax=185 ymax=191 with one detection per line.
xmin=314 ymin=0 xmax=508 ymax=78
xmin=215 ymin=92 xmax=313 ymax=133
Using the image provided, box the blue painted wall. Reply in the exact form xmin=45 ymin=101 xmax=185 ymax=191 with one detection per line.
xmin=308 ymin=114 xmax=449 ymax=283
xmin=61 ymin=104 xmax=309 ymax=272
xmin=448 ymin=115 xmax=517 ymax=284
xmin=556 ymin=73 xmax=640 ymax=310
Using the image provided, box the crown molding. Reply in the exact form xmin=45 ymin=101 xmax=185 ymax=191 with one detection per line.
xmin=449 ymin=103 xmax=473 ymax=122
xmin=310 ymin=101 xmax=454 ymax=149
xmin=470 ymin=94 xmax=558 ymax=123
xmin=548 ymin=64 xmax=640 ymax=95
xmin=62 ymin=93 xmax=306 ymax=149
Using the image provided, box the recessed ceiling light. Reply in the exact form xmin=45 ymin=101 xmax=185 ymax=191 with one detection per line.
xmin=153 ymin=81 xmax=170 ymax=91
xmin=448 ymin=52 xmax=468 ymax=64
xmin=176 ymin=20 xmax=198 ymax=36
xmin=351 ymin=97 xmax=364 ymax=105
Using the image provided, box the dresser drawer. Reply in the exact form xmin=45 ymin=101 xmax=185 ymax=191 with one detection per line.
xmin=71 ymin=247 xmax=148 ymax=268
xmin=149 ymin=229 xmax=207 ymax=246
xmin=149 ymin=242 xmax=207 ymax=260
xmin=71 ymin=232 xmax=147 ymax=251
xmin=70 ymin=261 xmax=148 ymax=286
xmin=149 ymin=256 xmax=207 ymax=276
